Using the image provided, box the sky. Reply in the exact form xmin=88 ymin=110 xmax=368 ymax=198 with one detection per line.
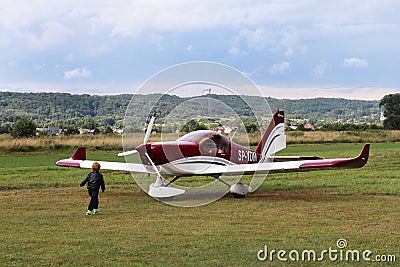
xmin=0 ymin=0 xmax=399 ymax=100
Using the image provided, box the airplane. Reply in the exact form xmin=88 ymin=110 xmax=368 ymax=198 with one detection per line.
xmin=56 ymin=110 xmax=370 ymax=199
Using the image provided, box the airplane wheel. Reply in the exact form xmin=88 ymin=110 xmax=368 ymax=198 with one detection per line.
xmin=232 ymin=193 xmax=246 ymax=199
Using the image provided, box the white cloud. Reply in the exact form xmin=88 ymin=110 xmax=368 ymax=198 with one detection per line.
xmin=1 ymin=1 xmax=399 ymax=43
xmin=314 ymin=60 xmax=327 ymax=78
xmin=186 ymin=44 xmax=192 ymax=51
xmin=269 ymin=61 xmax=290 ymax=74
xmin=284 ymin=48 xmax=293 ymax=57
xmin=231 ymin=25 xmax=301 ymax=56
xmin=277 ymin=25 xmax=298 ymax=54
xmin=64 ymin=68 xmax=92 ymax=80
xmin=26 ymin=21 xmax=72 ymax=51
xmin=344 ymin=57 xmax=368 ymax=67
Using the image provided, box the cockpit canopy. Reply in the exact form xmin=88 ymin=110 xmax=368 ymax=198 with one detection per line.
xmin=178 ymin=130 xmax=229 ymax=155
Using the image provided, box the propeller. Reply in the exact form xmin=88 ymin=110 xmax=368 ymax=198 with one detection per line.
xmin=143 ymin=112 xmax=156 ymax=144
xmin=116 ymin=112 xmax=156 ymax=157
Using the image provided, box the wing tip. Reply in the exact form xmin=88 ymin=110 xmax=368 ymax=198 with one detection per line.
xmin=361 ymin=143 xmax=370 ymax=159
xmin=349 ymin=143 xmax=370 ymax=168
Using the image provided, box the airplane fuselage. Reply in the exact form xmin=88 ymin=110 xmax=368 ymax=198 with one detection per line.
xmin=135 ymin=130 xmax=260 ymax=177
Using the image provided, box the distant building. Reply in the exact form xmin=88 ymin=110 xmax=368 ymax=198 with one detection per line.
xmin=304 ymin=124 xmax=315 ymax=130
xmin=36 ymin=126 xmax=61 ymax=136
xmin=79 ymin=128 xmax=94 ymax=134
xmin=48 ymin=126 xmax=61 ymax=135
xmin=114 ymin=128 xmax=124 ymax=134
xmin=380 ymin=111 xmax=386 ymax=122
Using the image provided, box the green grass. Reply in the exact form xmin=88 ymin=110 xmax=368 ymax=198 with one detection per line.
xmin=1 ymin=143 xmax=399 ymax=266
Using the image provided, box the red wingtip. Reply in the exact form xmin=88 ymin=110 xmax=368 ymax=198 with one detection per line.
xmin=71 ymin=147 xmax=86 ymax=160
xmin=359 ymin=143 xmax=370 ymax=161
xmin=341 ymin=143 xmax=370 ymax=168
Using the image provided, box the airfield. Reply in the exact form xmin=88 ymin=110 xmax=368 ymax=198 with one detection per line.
xmin=1 ymin=135 xmax=399 ymax=266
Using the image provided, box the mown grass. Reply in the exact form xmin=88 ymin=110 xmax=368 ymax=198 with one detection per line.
xmin=0 ymin=142 xmax=399 ymax=266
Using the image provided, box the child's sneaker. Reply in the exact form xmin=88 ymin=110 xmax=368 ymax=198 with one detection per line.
xmin=93 ymin=209 xmax=99 ymax=215
xmin=86 ymin=210 xmax=92 ymax=216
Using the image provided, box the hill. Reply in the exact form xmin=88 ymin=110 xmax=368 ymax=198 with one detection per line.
xmin=0 ymin=92 xmax=380 ymax=130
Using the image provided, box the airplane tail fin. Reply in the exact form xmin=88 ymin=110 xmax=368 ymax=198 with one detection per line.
xmin=256 ymin=109 xmax=286 ymax=162
xmin=71 ymin=147 xmax=86 ymax=160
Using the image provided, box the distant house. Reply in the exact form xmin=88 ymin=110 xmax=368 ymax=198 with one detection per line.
xmin=304 ymin=124 xmax=315 ymax=130
xmin=36 ymin=126 xmax=61 ymax=136
xmin=113 ymin=128 xmax=124 ymax=134
xmin=380 ymin=111 xmax=386 ymax=122
xmin=79 ymin=128 xmax=94 ymax=135
xmin=48 ymin=126 xmax=61 ymax=135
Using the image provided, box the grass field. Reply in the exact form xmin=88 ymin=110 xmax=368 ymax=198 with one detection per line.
xmin=1 ymin=142 xmax=399 ymax=266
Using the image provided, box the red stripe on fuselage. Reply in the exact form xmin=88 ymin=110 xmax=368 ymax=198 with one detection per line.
xmin=138 ymin=140 xmax=260 ymax=166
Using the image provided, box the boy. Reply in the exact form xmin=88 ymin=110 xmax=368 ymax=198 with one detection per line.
xmin=80 ymin=162 xmax=105 ymax=216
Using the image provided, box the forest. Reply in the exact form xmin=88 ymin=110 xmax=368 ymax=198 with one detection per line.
xmin=0 ymin=91 xmax=381 ymax=133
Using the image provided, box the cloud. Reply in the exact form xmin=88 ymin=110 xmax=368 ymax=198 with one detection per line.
xmin=231 ymin=25 xmax=301 ymax=56
xmin=344 ymin=57 xmax=368 ymax=67
xmin=269 ymin=61 xmax=290 ymax=74
xmin=64 ymin=68 xmax=92 ymax=80
xmin=314 ymin=60 xmax=327 ymax=78
xmin=284 ymin=48 xmax=293 ymax=57
xmin=0 ymin=1 xmax=399 ymax=95
xmin=27 ymin=21 xmax=72 ymax=51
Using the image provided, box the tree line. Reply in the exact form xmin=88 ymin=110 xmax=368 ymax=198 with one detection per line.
xmin=2 ymin=91 xmax=398 ymax=138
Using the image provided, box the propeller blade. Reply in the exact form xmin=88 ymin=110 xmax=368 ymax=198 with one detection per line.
xmin=143 ymin=112 xmax=156 ymax=144
xmin=115 ymin=150 xmax=138 ymax=157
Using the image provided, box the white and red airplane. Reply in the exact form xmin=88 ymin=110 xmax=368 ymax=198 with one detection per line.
xmin=56 ymin=110 xmax=369 ymax=198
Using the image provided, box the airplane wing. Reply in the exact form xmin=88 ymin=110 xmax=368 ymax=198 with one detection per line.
xmin=56 ymin=147 xmax=150 ymax=173
xmin=195 ymin=144 xmax=370 ymax=176
xmin=57 ymin=144 xmax=369 ymax=176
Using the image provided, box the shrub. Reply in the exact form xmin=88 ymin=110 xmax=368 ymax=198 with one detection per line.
xmin=11 ymin=118 xmax=37 ymax=138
